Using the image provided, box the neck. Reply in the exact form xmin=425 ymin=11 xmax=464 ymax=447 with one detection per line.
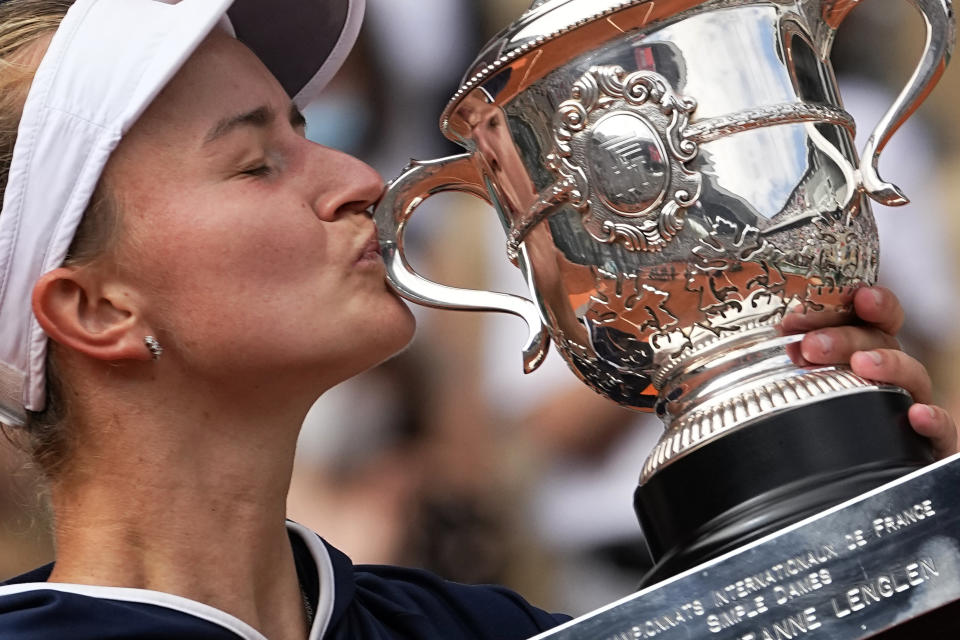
xmin=47 ymin=385 xmax=317 ymax=640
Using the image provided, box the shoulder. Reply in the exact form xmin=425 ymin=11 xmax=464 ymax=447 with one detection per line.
xmin=321 ymin=540 xmax=570 ymax=640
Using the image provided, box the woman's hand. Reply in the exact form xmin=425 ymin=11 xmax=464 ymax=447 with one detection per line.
xmin=780 ymin=286 xmax=958 ymax=459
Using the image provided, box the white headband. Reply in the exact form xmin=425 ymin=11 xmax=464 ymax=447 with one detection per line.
xmin=0 ymin=0 xmax=364 ymax=426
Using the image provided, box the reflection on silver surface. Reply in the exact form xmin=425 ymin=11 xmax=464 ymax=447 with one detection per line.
xmin=374 ymin=0 xmax=954 ymax=482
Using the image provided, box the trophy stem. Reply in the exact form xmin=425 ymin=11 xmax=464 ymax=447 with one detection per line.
xmin=634 ymin=390 xmax=934 ymax=586
xmin=643 ymin=334 xmax=889 ymax=483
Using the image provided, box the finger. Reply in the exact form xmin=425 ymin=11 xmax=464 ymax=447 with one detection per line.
xmin=849 ymin=349 xmax=933 ymax=404
xmin=785 ymin=339 xmax=808 ymax=367
xmin=852 ymin=286 xmax=904 ymax=336
xmin=908 ymin=404 xmax=959 ymax=460
xmin=779 ymin=287 xmax=905 ymax=336
xmin=780 ymin=306 xmax=854 ymax=334
xmin=800 ymin=327 xmax=899 ymax=365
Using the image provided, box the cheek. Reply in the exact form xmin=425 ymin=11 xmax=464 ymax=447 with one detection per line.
xmin=134 ymin=183 xmax=318 ymax=266
xmin=112 ymin=184 xmax=412 ymax=370
xmin=121 ymin=197 xmax=331 ymax=324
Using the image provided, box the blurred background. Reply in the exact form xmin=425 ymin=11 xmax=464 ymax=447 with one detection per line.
xmin=3 ymin=0 xmax=960 ymax=618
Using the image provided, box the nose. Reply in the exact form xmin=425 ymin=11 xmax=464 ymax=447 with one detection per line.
xmin=308 ymin=144 xmax=384 ymax=221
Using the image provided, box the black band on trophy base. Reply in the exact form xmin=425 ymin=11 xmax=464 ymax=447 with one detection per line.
xmin=537 ymin=455 xmax=960 ymax=639
xmin=635 ymin=390 xmax=933 ymax=585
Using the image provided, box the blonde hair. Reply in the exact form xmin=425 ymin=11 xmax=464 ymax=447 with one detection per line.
xmin=0 ymin=0 xmax=119 ymax=477
xmin=0 ymin=1 xmax=72 ymax=204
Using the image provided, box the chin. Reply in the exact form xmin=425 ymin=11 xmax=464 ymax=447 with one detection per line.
xmin=384 ymin=288 xmax=416 ymax=333
xmin=328 ymin=294 xmax=415 ymax=379
xmin=363 ymin=300 xmax=417 ymax=366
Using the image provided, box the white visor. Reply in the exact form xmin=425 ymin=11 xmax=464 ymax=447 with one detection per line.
xmin=0 ymin=0 xmax=364 ymax=426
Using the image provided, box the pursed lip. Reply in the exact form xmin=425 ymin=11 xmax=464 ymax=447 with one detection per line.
xmin=355 ymin=233 xmax=382 ymax=264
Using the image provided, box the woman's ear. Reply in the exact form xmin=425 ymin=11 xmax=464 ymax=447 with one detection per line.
xmin=32 ymin=265 xmax=154 ymax=362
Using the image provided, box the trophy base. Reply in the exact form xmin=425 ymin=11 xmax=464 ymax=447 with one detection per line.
xmin=635 ymin=390 xmax=933 ymax=585
xmin=532 ymin=454 xmax=960 ymax=639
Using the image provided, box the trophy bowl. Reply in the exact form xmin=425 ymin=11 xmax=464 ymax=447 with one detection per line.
xmin=374 ymin=0 xmax=955 ymax=582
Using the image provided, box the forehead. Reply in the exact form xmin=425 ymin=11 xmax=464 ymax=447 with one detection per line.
xmin=123 ymin=31 xmax=287 ymax=143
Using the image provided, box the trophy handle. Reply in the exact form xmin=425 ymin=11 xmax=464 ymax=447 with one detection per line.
xmin=856 ymin=0 xmax=955 ymax=206
xmin=373 ymin=153 xmax=551 ymax=374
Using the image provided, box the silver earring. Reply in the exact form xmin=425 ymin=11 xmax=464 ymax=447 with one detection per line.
xmin=144 ymin=336 xmax=163 ymax=361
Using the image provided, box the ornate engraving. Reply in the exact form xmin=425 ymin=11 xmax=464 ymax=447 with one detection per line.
xmin=638 ymin=204 xmax=876 ymax=395
xmin=552 ymin=329 xmax=629 ymax=398
xmin=552 ymin=324 xmax=656 ymax=407
xmin=588 ymin=266 xmax=680 ymax=335
xmin=546 ymin=65 xmax=703 ymax=252
xmin=801 ymin=211 xmax=878 ymax=289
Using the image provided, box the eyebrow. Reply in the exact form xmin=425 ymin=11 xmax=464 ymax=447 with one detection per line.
xmin=203 ymin=103 xmax=307 ymax=145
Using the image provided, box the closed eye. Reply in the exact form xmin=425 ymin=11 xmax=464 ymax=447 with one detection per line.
xmin=241 ymin=164 xmax=273 ymax=177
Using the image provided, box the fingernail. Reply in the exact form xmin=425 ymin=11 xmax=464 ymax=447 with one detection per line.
xmin=926 ymin=405 xmax=938 ymax=421
xmin=863 ymin=350 xmax=884 ymax=366
xmin=872 ymin=288 xmax=884 ymax=307
xmin=814 ymin=332 xmax=833 ymax=354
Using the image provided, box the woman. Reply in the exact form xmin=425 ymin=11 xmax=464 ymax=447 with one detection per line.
xmin=0 ymin=1 xmax=955 ymax=639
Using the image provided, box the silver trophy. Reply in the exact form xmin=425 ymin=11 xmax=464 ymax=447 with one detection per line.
xmin=375 ymin=0 xmax=958 ymax=634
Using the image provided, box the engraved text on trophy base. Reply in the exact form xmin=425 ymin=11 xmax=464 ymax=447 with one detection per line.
xmin=579 ymin=497 xmax=946 ymax=640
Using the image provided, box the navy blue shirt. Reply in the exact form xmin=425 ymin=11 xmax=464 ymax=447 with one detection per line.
xmin=0 ymin=522 xmax=569 ymax=639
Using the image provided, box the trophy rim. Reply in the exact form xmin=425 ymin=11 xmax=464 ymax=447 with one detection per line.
xmin=439 ymin=0 xmax=706 ymax=139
